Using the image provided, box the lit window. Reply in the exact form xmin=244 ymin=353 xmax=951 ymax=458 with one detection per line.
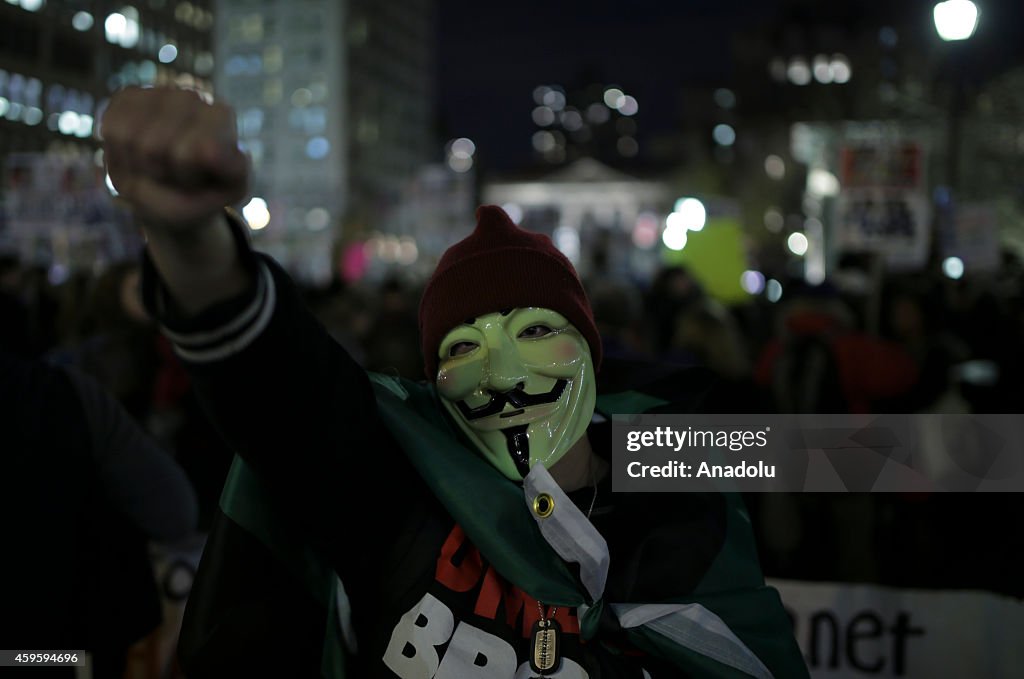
xmin=225 ymin=56 xmax=247 ymax=77
xmin=263 ymin=45 xmax=283 ymax=73
xmin=175 ymin=2 xmax=194 ymax=24
xmin=80 ymin=92 xmax=94 ymax=115
xmin=194 ymin=51 xmax=214 ymax=75
xmin=138 ymin=60 xmax=157 ymax=85
xmin=246 ymin=55 xmax=262 ymax=75
xmin=305 ymin=136 xmax=329 ymax=159
xmin=8 ymin=73 xmax=25 ymax=104
xmin=239 ymin=139 xmax=264 ymax=164
xmin=239 ymin=108 xmax=264 ymax=137
xmin=241 ymin=14 xmax=263 ymax=42
xmin=25 ymin=78 xmax=42 ymax=107
xmin=303 ymin=107 xmax=326 ymax=134
xmin=45 ymin=84 xmax=65 ymax=113
xmin=263 ymin=79 xmax=282 ymax=105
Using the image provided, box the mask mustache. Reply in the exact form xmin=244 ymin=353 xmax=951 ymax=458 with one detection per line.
xmin=456 ymin=379 xmax=568 ymax=421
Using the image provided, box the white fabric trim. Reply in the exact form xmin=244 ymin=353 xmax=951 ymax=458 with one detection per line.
xmin=612 ymin=602 xmax=773 ymax=679
xmin=160 ymin=264 xmax=267 ymax=347
xmin=523 ymin=463 xmax=609 ymax=602
xmin=171 ymin=262 xmax=277 ymax=364
xmin=334 ymin=575 xmax=358 ymax=655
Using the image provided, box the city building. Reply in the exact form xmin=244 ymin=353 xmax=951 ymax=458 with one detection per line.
xmin=0 ymin=0 xmax=215 ymax=264
xmin=0 ymin=0 xmax=215 ymax=165
xmin=215 ymin=0 xmax=438 ymax=283
xmin=483 ymin=157 xmax=672 ymax=281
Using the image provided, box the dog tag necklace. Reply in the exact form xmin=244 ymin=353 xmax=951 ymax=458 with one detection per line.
xmin=529 ymin=462 xmax=600 ymax=675
xmin=530 ymin=602 xmax=562 ymax=674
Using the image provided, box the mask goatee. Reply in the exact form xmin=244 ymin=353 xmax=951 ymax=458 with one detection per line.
xmin=502 ymin=425 xmax=531 ymax=477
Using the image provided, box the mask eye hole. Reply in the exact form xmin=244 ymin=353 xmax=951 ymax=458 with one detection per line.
xmin=518 ymin=324 xmax=553 ymax=339
xmin=448 ymin=341 xmax=478 ymax=357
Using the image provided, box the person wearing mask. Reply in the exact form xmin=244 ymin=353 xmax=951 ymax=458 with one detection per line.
xmin=99 ymin=86 xmax=805 ymax=678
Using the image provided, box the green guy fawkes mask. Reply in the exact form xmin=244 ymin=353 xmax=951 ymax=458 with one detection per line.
xmin=435 ymin=307 xmax=597 ymax=481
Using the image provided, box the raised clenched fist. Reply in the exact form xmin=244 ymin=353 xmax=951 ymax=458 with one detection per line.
xmin=100 ymin=87 xmax=248 ymax=232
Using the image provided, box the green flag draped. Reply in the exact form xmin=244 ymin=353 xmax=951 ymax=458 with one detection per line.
xmin=216 ymin=373 xmax=807 ymax=678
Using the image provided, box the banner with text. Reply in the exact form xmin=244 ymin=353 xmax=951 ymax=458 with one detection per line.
xmin=770 ymin=579 xmax=1024 ymax=678
xmin=835 ymin=142 xmax=930 ymax=271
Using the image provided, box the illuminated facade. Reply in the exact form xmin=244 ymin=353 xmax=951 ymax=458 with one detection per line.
xmin=483 ymin=158 xmax=672 ymax=280
xmin=0 ymin=0 xmax=215 ymax=167
xmin=215 ymin=0 xmax=437 ymax=283
xmin=0 ymin=1 xmax=215 ymax=265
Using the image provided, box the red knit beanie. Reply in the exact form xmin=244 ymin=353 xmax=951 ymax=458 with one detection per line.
xmin=419 ymin=205 xmax=602 ymax=379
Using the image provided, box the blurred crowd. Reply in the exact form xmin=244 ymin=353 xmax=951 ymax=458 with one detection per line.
xmin=1 ymin=255 xmax=234 ymax=533
xmin=307 ymin=253 xmax=1024 ymax=599
xmin=1 ymin=245 xmax=1023 ymax=673
xmin=301 ymin=251 xmax=1024 ymax=416
xmin=8 ymin=251 xmax=1024 ymax=425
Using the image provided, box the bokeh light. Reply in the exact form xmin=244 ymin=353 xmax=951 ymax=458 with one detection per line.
xmin=243 ymin=197 xmax=270 ymax=230
xmin=72 ymin=11 xmax=94 ymax=31
xmin=158 ymin=44 xmax=178 ymax=64
xmin=933 ymin=0 xmax=980 ymax=41
xmin=764 ymin=155 xmax=786 ymax=180
xmin=713 ymin=124 xmax=736 ymax=146
xmin=741 ymin=270 xmax=766 ymax=295
xmin=787 ymin=232 xmax=809 ymax=256
xmin=603 ymin=88 xmax=624 ymax=108
xmin=672 ymin=197 xmax=707 ymax=231
xmin=943 ymin=256 xmax=965 ymax=279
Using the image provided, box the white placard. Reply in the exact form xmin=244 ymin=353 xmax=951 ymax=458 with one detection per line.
xmin=769 ymin=578 xmax=1024 ymax=678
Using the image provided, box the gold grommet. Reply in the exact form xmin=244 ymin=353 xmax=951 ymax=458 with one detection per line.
xmin=533 ymin=493 xmax=555 ymax=518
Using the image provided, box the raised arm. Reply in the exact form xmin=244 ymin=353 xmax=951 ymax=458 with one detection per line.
xmin=100 ymin=86 xmax=250 ymax=315
xmin=99 ymin=88 xmax=413 ymax=569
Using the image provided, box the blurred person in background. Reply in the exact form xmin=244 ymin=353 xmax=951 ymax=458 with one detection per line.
xmin=941 ymin=271 xmax=1022 ymax=413
xmin=587 ymin=278 xmax=650 ymax=361
xmin=53 ymin=261 xmax=159 ymax=421
xmin=98 ymin=86 xmax=807 ymax=678
xmin=361 ymin=275 xmax=424 ymax=380
xmin=748 ymin=282 xmax=919 ymax=586
xmin=0 ymin=257 xmax=64 ymax=358
xmin=49 ymin=260 xmax=234 ymax=532
xmin=0 ymin=254 xmax=32 ymax=356
xmin=878 ymin=278 xmax=970 ymax=413
xmin=309 ymin=285 xmax=372 ymax=366
xmin=643 ymin=265 xmax=705 ymax=358
xmin=669 ymin=299 xmax=750 ymax=381
xmin=753 ymin=281 xmax=918 ymax=414
xmin=0 ymin=350 xmax=197 ymax=678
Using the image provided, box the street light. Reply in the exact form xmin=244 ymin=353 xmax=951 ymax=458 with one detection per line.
xmin=933 ymin=0 xmax=980 ymax=42
xmin=932 ymin=0 xmax=979 ymax=271
xmin=932 ymin=0 xmax=979 ymax=192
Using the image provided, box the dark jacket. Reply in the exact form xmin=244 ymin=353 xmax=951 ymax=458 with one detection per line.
xmin=0 ymin=351 xmax=197 ymax=677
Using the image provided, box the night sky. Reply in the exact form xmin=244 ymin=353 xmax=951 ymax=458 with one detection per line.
xmin=436 ymin=0 xmax=1024 ymax=173
xmin=437 ymin=0 xmax=777 ymax=172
